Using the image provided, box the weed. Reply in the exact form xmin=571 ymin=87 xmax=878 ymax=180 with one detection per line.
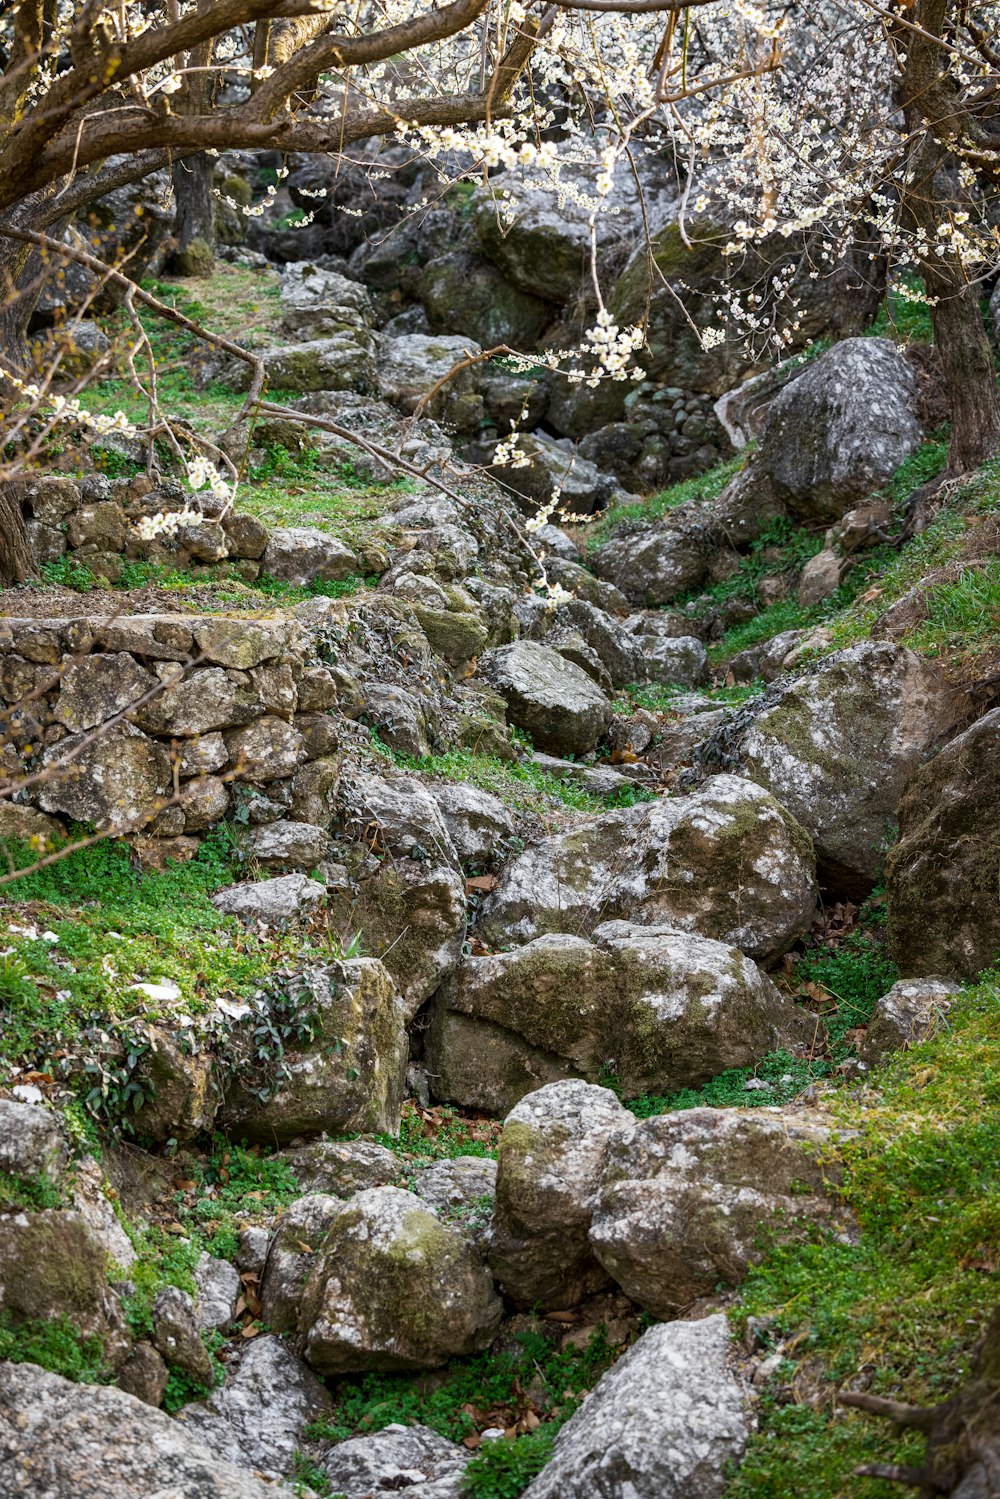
xmin=382 ymin=746 xmax=644 ymax=819
xmin=38 ymin=555 xmax=101 ymax=592
xmin=463 ymin=1430 xmax=557 ymax=1499
xmin=0 ymin=1312 xmax=110 ymax=1383
xmin=171 ymin=1137 xmax=302 ymax=1258
xmin=0 ymin=1169 xmax=66 ymax=1211
xmin=375 ymin=1100 xmax=498 ymax=1162
xmin=584 ymin=453 xmax=745 ymax=550
xmin=255 ymin=571 xmax=375 ymax=604
xmin=905 ymin=558 xmax=1000 ymax=660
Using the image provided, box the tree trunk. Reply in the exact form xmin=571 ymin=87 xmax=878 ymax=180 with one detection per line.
xmin=923 ymin=264 xmax=1000 ymax=475
xmin=0 ymin=485 xmax=34 ymax=587
xmin=0 ymin=234 xmax=34 ymax=377
xmin=170 ymin=153 xmax=216 ymax=277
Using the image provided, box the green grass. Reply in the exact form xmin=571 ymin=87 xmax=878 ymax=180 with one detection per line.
xmin=374 ymin=1101 xmax=499 ymax=1163
xmin=169 ymin=1138 xmax=304 ymax=1259
xmin=381 ymin=746 xmax=654 ymax=819
xmin=307 ymin=1326 xmax=617 ymax=1447
xmin=584 ymin=452 xmax=745 ymax=550
xmin=0 ymin=1312 xmax=111 ymax=1383
xmin=904 ymin=557 xmax=1000 ymax=659
xmin=723 ymin=975 xmax=1000 ymax=1498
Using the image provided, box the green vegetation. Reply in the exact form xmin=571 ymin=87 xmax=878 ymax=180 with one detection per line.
xmin=905 ymin=557 xmax=1000 ymax=660
xmin=376 ymin=1101 xmax=499 ymax=1163
xmin=464 ymin=1430 xmax=558 ymax=1499
xmin=0 ymin=1313 xmax=111 ymax=1383
xmin=380 ymin=745 xmax=654 ymax=820
xmin=168 ymin=1138 xmax=304 ymax=1260
xmin=725 ymin=976 xmax=1000 ymax=1497
xmin=584 ymin=452 xmax=745 ymax=549
xmin=0 ymin=1170 xmax=66 ymax=1212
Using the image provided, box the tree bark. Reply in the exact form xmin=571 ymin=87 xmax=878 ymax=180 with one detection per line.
xmin=0 ymin=485 xmax=34 ymax=587
xmin=170 ymin=153 xmax=216 ymax=277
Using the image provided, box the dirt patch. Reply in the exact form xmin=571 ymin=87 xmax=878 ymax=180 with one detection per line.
xmin=0 ymin=583 xmax=283 ymax=619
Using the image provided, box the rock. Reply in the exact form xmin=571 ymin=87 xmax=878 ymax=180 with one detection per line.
xmin=236 ymin=1226 xmax=271 ymax=1277
xmin=860 ymin=978 xmax=958 ymax=1064
xmin=193 ymin=618 xmax=285 ymax=670
xmin=488 ymin=1080 xmax=631 ymax=1310
xmin=0 ymin=1099 xmax=67 ymax=1182
xmin=592 ymin=524 xmax=708 ymax=606
xmin=480 ymin=774 xmax=817 ymax=965
xmin=222 ymin=511 xmax=269 ymax=560
xmin=262 ymin=526 xmax=358 ymax=585
xmin=132 ymin=1024 xmax=220 ymax=1143
xmin=886 ymin=706 xmax=1000 ymax=981
xmin=151 ymin=1285 xmax=215 ymax=1387
xmin=281 ymin=1138 xmax=402 ymax=1197
xmin=259 ymin=1194 xmax=346 ymax=1333
xmin=0 ymin=1208 xmax=128 ymax=1366
xmin=492 ymin=432 xmax=621 ymax=518
xmin=66 ymin=500 xmax=126 ymax=552
xmin=737 ymin=643 xmax=958 ymax=892
xmin=225 ymin=717 xmax=307 ymax=780
xmin=0 ymin=802 xmax=65 ymax=848
xmin=179 ymin=1335 xmax=332 ymax=1479
xmin=544 ymin=558 xmax=631 ymax=614
xmin=180 ymin=775 xmax=232 ymax=833
xmin=550 ymin=600 xmax=645 ymax=689
xmin=38 ymin=721 xmax=171 ymax=831
xmin=755 ymin=338 xmax=922 ymax=522
xmin=116 ymin=1342 xmax=169 ymax=1408
xmin=642 ymin=633 xmax=709 ymax=687
xmin=361 ymin=681 xmax=433 ymax=758
xmin=426 ymin=782 xmax=516 ymax=866
xmin=322 ymin=1423 xmax=470 ymax=1499
xmin=345 ymin=772 xmax=459 ymax=866
xmin=410 ymin=1156 xmax=497 ymax=1252
xmin=194 ymin=1253 xmax=240 ymax=1332
xmin=421 ymin=250 xmax=552 ymax=347
xmin=429 ymin=923 xmax=813 ymax=1113
xmin=221 ymin=959 xmax=407 ymax=1143
xmin=478 ymin=640 xmax=612 ymax=756
xmin=0 ymin=1361 xmax=297 ymax=1497
xmin=522 ymin=1315 xmax=747 ymax=1499
xmin=797 ymin=548 xmax=843 ymax=605
xmin=212 ymin=872 xmax=327 ymax=926
xmin=221 ymin=335 xmax=377 ymax=394
xmin=298 ymin=1186 xmax=502 ymax=1373
xmin=328 ymin=857 xmax=467 ymax=1019
xmin=278 ymin=260 xmax=373 ymax=336
xmin=589 ymin=1107 xmax=852 ymax=1316
xmin=377 ymin=333 xmax=484 ymax=428
xmin=245 ymin=820 xmax=328 ymax=870
xmin=135 ymin=666 xmax=260 ymax=736
xmin=55 ymin=652 xmax=155 ymax=731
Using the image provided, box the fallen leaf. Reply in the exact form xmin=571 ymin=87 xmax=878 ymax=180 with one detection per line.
xmin=240 ymin=1321 xmax=261 ymax=1338
xmin=465 ymin=875 xmax=498 ymax=894
xmin=462 ymin=1434 xmax=481 ymax=1451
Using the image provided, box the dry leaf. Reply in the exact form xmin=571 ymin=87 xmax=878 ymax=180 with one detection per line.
xmin=465 ymin=875 xmax=498 ymax=894
xmin=241 ymin=1321 xmax=261 ymax=1338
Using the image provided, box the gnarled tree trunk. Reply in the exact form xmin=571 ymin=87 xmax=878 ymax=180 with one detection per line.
xmin=0 ymin=485 xmax=34 ymax=587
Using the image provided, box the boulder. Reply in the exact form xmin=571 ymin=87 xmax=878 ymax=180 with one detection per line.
xmin=245 ymin=820 xmax=329 ymax=870
xmin=116 ymin=1342 xmax=169 ymax=1408
xmin=280 ymin=1138 xmax=402 ymax=1197
xmin=345 ymin=772 xmax=459 ymax=866
xmin=491 ymin=432 xmax=621 ymax=518
xmin=737 ymin=643 xmax=958 ymax=892
xmin=322 ymin=1423 xmax=470 ymax=1499
xmin=211 ymin=873 xmax=327 ymax=926
xmin=592 ymin=524 xmax=708 ymax=606
xmin=477 ymin=640 xmax=612 ymax=756
xmin=522 ymin=1316 xmax=747 ymax=1499
xmin=754 ymin=338 xmax=923 ymax=523
xmin=549 ymin=600 xmax=645 ymax=689
xmin=410 ymin=1156 xmax=497 ymax=1252
xmin=0 ymin=803 xmax=65 ymax=848
xmin=135 ymin=666 xmax=259 ymax=736
xmin=421 ymin=250 xmax=552 ymax=347
xmin=151 ymin=1285 xmax=214 ymax=1387
xmin=262 ymin=526 xmax=358 ymax=585
xmin=886 ymin=706 xmax=1000 ymax=980
xmin=298 ymin=1186 xmax=502 ymax=1373
xmin=589 ymin=1107 xmax=852 ymax=1316
xmin=179 ymin=775 xmax=232 ymax=833
xmin=220 ymin=959 xmax=407 ymax=1142
xmin=0 ymin=1362 xmax=296 ymax=1498
xmin=55 ymin=652 xmax=155 ymax=731
xmin=0 ymin=1207 xmax=128 ymax=1367
xmin=377 ymin=334 xmax=484 ymax=428
xmin=860 ymin=978 xmax=958 ymax=1065
xmin=428 ymin=923 xmax=814 ymax=1113
xmin=0 ymin=1099 xmax=67 ymax=1182
xmin=224 ymin=717 xmax=307 ymax=780
xmin=193 ymin=1252 xmax=240 ymax=1332
xmin=641 ymin=633 xmax=709 ymax=687
xmin=179 ymin=1335 xmax=332 ymax=1479
xmin=220 ymin=335 xmax=378 ymax=394
xmin=278 ymin=260 xmax=373 ymax=337
xmin=426 ymin=782 xmax=516 ymax=867
xmin=131 ymin=1024 xmax=220 ymax=1143
xmin=480 ymin=774 xmax=817 ymax=965
xmin=327 ymin=857 xmax=467 ymax=1019
xmin=259 ymin=1193 xmax=345 ymax=1333
xmin=488 ymin=1080 xmax=631 ymax=1310
xmin=38 ymin=721 xmax=171 ymax=831
xmin=797 ymin=547 xmax=843 ymax=605
xmin=193 ymin=618 xmax=286 ymax=670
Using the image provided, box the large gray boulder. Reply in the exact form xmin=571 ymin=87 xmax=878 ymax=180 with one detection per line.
xmin=0 ymin=1099 xmax=67 ymax=1182
xmin=754 ymin=337 xmax=922 ymax=522
xmin=479 ymin=774 xmax=817 ymax=965
xmin=298 ymin=1186 xmax=502 ymax=1373
xmin=477 ymin=640 xmax=612 ymax=756
xmin=277 ymin=260 xmax=374 ymax=340
xmin=377 ymin=333 xmax=483 ymax=428
xmin=592 ymin=524 xmax=708 ymax=607
xmin=220 ymin=959 xmax=407 ymax=1143
xmin=488 ymin=1080 xmax=631 ymax=1310
xmin=421 ymin=250 xmax=552 ymax=347
xmin=322 ymin=1423 xmax=470 ymax=1499
xmin=221 ymin=334 xmax=378 ymax=394
xmin=262 ymin=526 xmax=358 ymax=585
xmin=425 ymin=782 xmax=516 ymax=867
xmin=211 ymin=873 xmax=327 ymax=926
xmin=522 ymin=1315 xmax=747 ymax=1499
xmin=38 ymin=721 xmax=171 ymax=831
xmin=860 ymin=977 xmax=958 ymax=1065
xmin=259 ymin=1193 xmax=344 ymax=1334
xmin=886 ymin=705 xmax=1000 ymax=980
xmin=0 ymin=1362 xmax=297 ymax=1498
xmin=427 ymin=923 xmax=814 ymax=1113
xmin=737 ymin=643 xmax=958 ymax=892
xmin=590 ymin=1107 xmax=853 ymax=1316
xmin=178 ymin=1335 xmax=332 ymax=1478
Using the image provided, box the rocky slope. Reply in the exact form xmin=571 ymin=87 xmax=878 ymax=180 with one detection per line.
xmin=1 ymin=171 xmax=999 ymax=1499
